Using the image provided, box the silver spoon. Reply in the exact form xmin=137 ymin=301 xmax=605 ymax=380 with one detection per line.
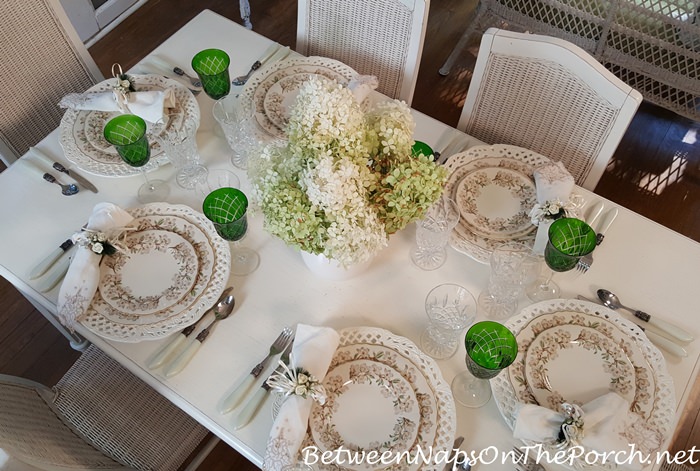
xmin=164 ymin=293 xmax=236 ymax=377
xmin=43 ymin=173 xmax=79 ymax=195
xmin=232 ymin=60 xmax=261 ymax=86
xmin=172 ymin=66 xmax=202 ymax=88
xmin=597 ymin=289 xmax=694 ymax=342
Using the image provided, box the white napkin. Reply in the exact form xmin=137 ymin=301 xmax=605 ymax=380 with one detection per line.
xmin=59 ymin=89 xmax=176 ymax=123
xmin=56 ymin=203 xmax=134 ymax=330
xmin=262 ymin=324 xmax=340 ymax=471
xmin=514 ymin=393 xmax=664 ymax=470
xmin=348 ymin=75 xmax=379 ymax=103
xmin=531 ymin=161 xmax=576 ymax=254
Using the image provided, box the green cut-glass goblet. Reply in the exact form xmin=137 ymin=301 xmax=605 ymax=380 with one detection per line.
xmin=202 ymin=187 xmax=259 ymax=275
xmin=527 ymin=217 xmax=597 ymax=301
xmin=451 ymin=321 xmax=518 ymax=407
xmin=192 ymin=48 xmax=231 ymax=99
xmin=104 ymin=114 xmax=170 ymax=203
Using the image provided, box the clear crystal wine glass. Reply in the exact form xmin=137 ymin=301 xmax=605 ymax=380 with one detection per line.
xmin=526 ymin=218 xmax=597 ymax=302
xmin=451 ymin=321 xmax=518 ymax=408
xmin=104 ymin=114 xmax=170 ymax=203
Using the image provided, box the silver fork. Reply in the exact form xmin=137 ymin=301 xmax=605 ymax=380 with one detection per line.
xmin=576 ymin=253 xmax=593 ymax=273
xmin=173 ymin=66 xmax=202 ymax=88
xmin=512 ymin=446 xmax=544 ymax=471
xmin=218 ymin=327 xmax=294 ymax=413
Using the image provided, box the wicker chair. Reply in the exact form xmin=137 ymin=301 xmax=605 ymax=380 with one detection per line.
xmin=458 ymin=28 xmax=643 ymax=190
xmin=0 ymin=345 xmax=210 ymax=471
xmin=296 ymin=0 xmax=429 ymax=105
xmin=0 ymin=0 xmax=104 ymax=167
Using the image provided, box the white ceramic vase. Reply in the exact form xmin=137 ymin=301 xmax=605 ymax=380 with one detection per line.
xmin=300 ymin=251 xmax=372 ymax=280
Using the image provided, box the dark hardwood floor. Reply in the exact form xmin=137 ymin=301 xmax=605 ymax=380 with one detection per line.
xmin=1 ymin=0 xmax=698 ymax=469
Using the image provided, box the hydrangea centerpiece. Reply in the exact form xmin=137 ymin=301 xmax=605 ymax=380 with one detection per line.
xmin=249 ymin=77 xmax=447 ymax=267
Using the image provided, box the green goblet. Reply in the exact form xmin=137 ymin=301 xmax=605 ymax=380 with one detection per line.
xmin=451 ymin=321 xmax=518 ymax=407
xmin=526 ymin=217 xmax=597 ymax=301
xmin=191 ymin=48 xmax=231 ymax=99
xmin=202 ymin=187 xmax=259 ymax=275
xmin=104 ymin=114 xmax=170 ymax=203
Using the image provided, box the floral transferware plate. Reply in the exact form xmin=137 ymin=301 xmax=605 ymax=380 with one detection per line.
xmin=523 ymin=324 xmax=636 ymax=409
xmin=444 ymin=145 xmax=551 ymax=263
xmin=263 ymin=72 xmax=335 ymax=132
xmin=81 ymin=204 xmax=230 ymax=342
xmin=240 ymin=56 xmax=358 ymax=139
xmin=491 ymin=299 xmax=675 ymax=466
xmin=93 ymin=213 xmax=215 ymax=327
xmin=506 ymin=306 xmax=657 ymax=421
xmin=59 ymin=75 xmax=200 ymax=177
xmin=300 ymin=326 xmax=455 ymax=471
xmin=98 ymin=229 xmax=198 ymax=316
xmin=310 ymin=359 xmax=421 ymax=471
xmin=454 ymin=166 xmax=537 ymax=240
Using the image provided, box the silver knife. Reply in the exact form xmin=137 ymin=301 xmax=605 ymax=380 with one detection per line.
xmin=30 ymin=238 xmax=74 ymax=279
xmin=30 ymin=147 xmax=98 ymax=193
xmin=444 ymin=436 xmax=465 ymax=471
xmin=576 ymin=295 xmax=688 ymax=357
xmin=232 ymin=342 xmax=293 ymax=430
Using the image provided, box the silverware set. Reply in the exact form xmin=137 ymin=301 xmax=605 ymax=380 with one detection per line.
xmin=232 ymin=44 xmax=292 ymax=86
xmin=146 ymin=288 xmax=236 ymax=376
xmin=576 ymin=201 xmax=617 ymax=274
xmin=433 ymin=128 xmax=473 ymax=165
xmin=218 ymin=327 xmax=295 ymax=429
xmin=512 ymin=446 xmax=544 ymax=471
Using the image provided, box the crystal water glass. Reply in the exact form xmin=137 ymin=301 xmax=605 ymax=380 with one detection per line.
xmin=212 ymin=94 xmax=259 ymax=169
xmin=478 ymin=242 xmax=538 ymax=320
xmin=157 ymin=118 xmax=207 ymax=189
xmin=410 ymin=195 xmax=460 ymax=270
xmin=421 ymin=283 xmax=477 ymax=360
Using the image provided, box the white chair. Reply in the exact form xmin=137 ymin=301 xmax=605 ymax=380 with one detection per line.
xmin=0 ymin=0 xmax=104 ymax=167
xmin=459 ymin=28 xmax=643 ymax=190
xmin=0 ymin=345 xmax=212 ymax=471
xmin=296 ymin=0 xmax=429 ymax=105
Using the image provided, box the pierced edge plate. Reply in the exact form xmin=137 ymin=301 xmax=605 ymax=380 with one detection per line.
xmin=59 ymin=74 xmax=201 ymax=177
xmin=444 ymin=145 xmax=551 ymax=263
xmin=302 ymin=326 xmax=456 ymax=471
xmin=240 ymin=56 xmax=359 ymax=139
xmin=492 ymin=299 xmax=675 ymax=461
xmin=80 ymin=203 xmax=230 ymax=342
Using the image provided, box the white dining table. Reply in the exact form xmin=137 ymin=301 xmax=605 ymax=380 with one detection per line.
xmin=0 ymin=9 xmax=697 ymax=471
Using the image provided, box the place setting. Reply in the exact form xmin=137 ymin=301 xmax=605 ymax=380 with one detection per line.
xmin=58 ymin=64 xmax=201 ymax=177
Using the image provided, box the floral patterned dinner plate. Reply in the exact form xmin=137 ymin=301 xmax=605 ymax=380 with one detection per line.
xmin=445 ymin=145 xmax=551 ymax=263
xmin=491 ymin=299 xmax=675 ymax=467
xmin=454 ymin=166 xmax=537 ymax=240
xmin=59 ymin=75 xmax=200 ymax=177
xmin=98 ymin=229 xmax=198 ymax=316
xmin=523 ymin=324 xmax=636 ymax=409
xmin=81 ymin=204 xmax=230 ymax=342
xmin=263 ymin=72 xmax=335 ymax=132
xmin=240 ymin=56 xmax=358 ymax=139
xmin=301 ymin=326 xmax=455 ymax=471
